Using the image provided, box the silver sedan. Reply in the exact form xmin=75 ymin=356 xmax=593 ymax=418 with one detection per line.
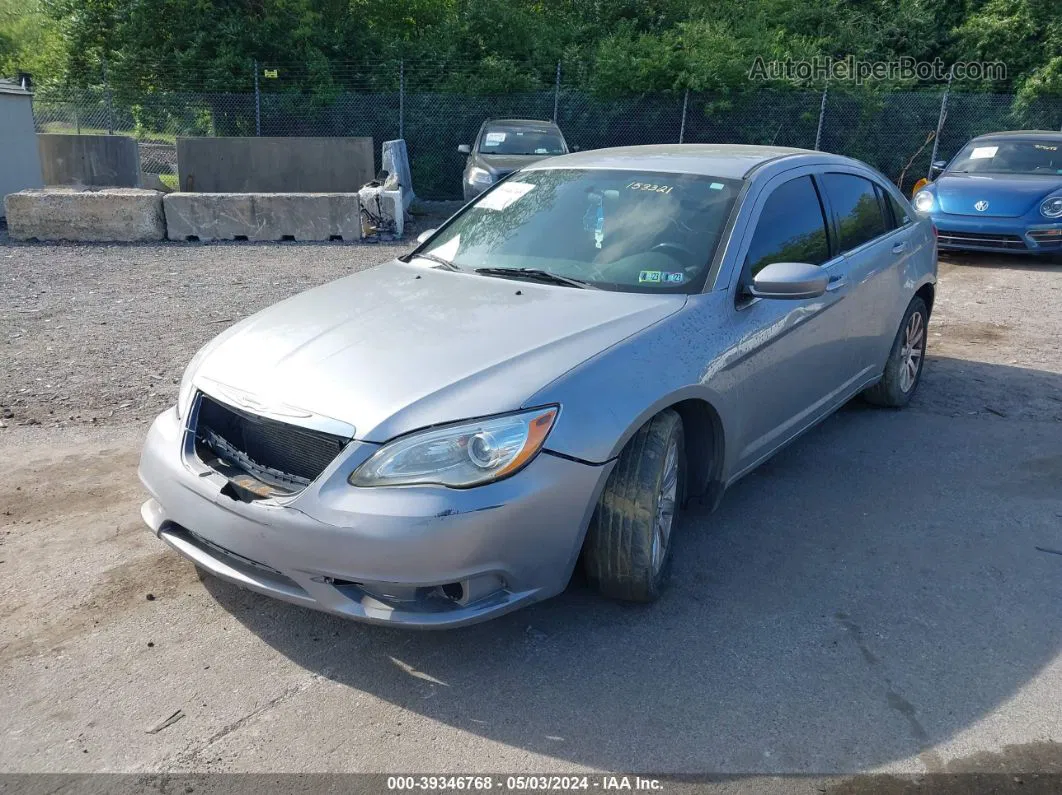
xmin=139 ymin=144 xmax=937 ymax=627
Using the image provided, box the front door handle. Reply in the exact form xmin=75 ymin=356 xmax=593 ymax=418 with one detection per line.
xmin=826 ymin=276 xmax=847 ymax=292
xmin=892 ymin=241 xmax=908 ymax=255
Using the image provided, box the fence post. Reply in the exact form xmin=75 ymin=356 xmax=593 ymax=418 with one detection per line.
xmin=814 ymin=84 xmax=828 ymax=151
xmin=101 ymin=57 xmax=114 ymax=134
xmin=552 ymin=61 xmax=561 ymax=123
xmin=678 ymin=89 xmax=689 ymax=143
xmin=253 ymin=60 xmax=261 ymax=136
xmin=399 ymin=60 xmax=405 ymax=139
xmin=928 ymin=67 xmax=953 ymax=179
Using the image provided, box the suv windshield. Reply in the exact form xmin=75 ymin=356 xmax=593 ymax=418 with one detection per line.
xmin=479 ymin=127 xmax=566 ymax=156
xmin=418 ymin=168 xmax=741 ymax=293
xmin=947 ymin=139 xmax=1062 ymax=175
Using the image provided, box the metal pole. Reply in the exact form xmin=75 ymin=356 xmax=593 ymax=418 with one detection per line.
xmin=814 ymin=84 xmax=828 ymax=151
xmin=928 ymin=66 xmax=953 ymax=179
xmin=253 ymin=60 xmax=261 ymax=136
xmin=678 ymin=88 xmax=689 ymax=143
xmin=552 ymin=61 xmax=561 ymax=123
xmin=399 ymin=60 xmax=405 ymax=139
xmin=101 ymin=57 xmax=114 ymax=134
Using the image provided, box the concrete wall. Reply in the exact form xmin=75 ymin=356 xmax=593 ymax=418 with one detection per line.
xmin=5 ymin=188 xmax=165 ymax=242
xmin=176 ymin=137 xmax=374 ymax=193
xmin=163 ymin=193 xmax=361 ymax=241
xmin=38 ymin=134 xmax=141 ymax=188
xmin=0 ymin=88 xmax=44 ymax=217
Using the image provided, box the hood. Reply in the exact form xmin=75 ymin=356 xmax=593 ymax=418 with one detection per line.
xmin=934 ymin=173 xmax=1062 ymax=217
xmin=193 ymin=261 xmax=684 ymax=442
xmin=475 ymin=152 xmax=555 ymax=176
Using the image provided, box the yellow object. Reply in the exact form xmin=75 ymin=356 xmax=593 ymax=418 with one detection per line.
xmin=911 ymin=177 xmax=929 ymax=196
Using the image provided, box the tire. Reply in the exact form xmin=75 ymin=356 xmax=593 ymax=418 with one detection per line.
xmin=863 ymin=296 xmax=928 ymax=408
xmin=583 ymin=409 xmax=685 ymax=602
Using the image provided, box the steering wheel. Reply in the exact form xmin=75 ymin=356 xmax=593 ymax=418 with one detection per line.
xmin=650 ymin=241 xmax=699 ymax=267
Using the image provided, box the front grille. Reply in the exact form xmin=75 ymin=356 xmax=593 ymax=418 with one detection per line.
xmin=194 ymin=393 xmax=349 ymax=488
xmin=937 ymin=230 xmax=1027 ymax=250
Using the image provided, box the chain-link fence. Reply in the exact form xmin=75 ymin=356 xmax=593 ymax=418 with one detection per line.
xmin=30 ymin=62 xmax=1062 ymax=200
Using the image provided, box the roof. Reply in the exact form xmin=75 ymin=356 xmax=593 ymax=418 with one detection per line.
xmin=971 ymin=130 xmax=1062 ymax=142
xmin=0 ymin=78 xmax=33 ymax=96
xmin=522 ymin=143 xmax=818 ymax=179
xmin=483 ymin=118 xmax=561 ymax=129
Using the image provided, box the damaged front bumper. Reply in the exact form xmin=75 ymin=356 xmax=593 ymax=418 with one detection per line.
xmin=138 ymin=407 xmax=612 ymax=628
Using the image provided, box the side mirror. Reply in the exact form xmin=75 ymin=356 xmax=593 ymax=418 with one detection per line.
xmin=457 ymin=144 xmax=471 ymax=154
xmin=930 ymin=160 xmax=947 ymax=175
xmin=416 ymin=228 xmax=437 ymax=244
xmin=749 ymin=262 xmax=829 ymax=300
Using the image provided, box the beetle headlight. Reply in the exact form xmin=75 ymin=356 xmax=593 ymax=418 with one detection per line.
xmin=468 ymin=167 xmax=494 ymax=187
xmin=1041 ymin=197 xmax=1062 ymax=218
xmin=913 ymin=190 xmax=935 ymax=213
xmin=350 ymin=407 xmax=558 ymax=488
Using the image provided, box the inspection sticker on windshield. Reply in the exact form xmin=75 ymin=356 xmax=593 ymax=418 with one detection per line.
xmin=970 ymin=146 xmax=998 ymax=159
xmin=639 ymin=270 xmax=685 ymax=284
xmin=483 ymin=132 xmax=506 ymax=146
xmin=476 ymin=181 xmax=535 ymax=211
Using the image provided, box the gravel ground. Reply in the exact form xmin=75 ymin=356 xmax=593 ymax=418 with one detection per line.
xmin=0 ymin=236 xmax=411 ymax=429
xmin=2 ymin=237 xmax=1062 ymax=789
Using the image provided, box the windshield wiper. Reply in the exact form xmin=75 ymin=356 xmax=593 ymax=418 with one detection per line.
xmin=410 ymin=252 xmax=460 ymax=271
xmin=474 ymin=267 xmax=596 ymax=289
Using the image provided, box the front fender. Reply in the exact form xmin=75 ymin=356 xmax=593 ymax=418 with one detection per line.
xmin=528 ymin=296 xmax=737 ymax=476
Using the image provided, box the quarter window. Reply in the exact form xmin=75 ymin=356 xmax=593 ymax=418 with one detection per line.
xmin=744 ymin=175 xmax=831 ymax=279
xmin=821 ymin=173 xmax=889 ymax=252
xmin=883 ymin=189 xmax=911 ymax=228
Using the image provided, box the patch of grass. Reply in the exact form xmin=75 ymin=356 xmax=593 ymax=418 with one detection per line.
xmin=157 ymin=173 xmax=179 ymax=190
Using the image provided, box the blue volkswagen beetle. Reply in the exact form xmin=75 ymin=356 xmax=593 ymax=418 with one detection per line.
xmin=914 ymin=131 xmax=1062 ymax=255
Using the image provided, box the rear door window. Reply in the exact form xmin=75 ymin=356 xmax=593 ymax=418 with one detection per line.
xmin=821 ymin=173 xmax=890 ymax=252
xmin=744 ymin=175 xmax=831 ymax=278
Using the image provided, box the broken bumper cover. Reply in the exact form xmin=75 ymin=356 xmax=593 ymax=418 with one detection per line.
xmin=138 ymin=408 xmax=612 ymax=628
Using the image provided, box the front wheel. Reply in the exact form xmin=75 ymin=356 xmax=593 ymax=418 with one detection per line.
xmin=863 ymin=296 xmax=928 ymax=407
xmin=582 ymin=409 xmax=685 ymax=602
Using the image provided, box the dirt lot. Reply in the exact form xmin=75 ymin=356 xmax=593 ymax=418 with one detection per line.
xmin=1 ymin=234 xmax=1061 ymax=790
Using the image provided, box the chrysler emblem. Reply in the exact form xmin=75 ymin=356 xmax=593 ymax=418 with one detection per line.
xmin=214 ymin=383 xmax=312 ymax=419
xmin=974 ymin=200 xmax=989 ymax=212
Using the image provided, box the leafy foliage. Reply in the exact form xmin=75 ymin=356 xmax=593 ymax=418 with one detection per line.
xmin=0 ymin=0 xmax=1055 ymax=102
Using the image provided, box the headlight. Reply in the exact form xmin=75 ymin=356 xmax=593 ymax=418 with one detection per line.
xmin=350 ymin=406 xmax=558 ymax=488
xmin=914 ymin=190 xmax=935 ymax=213
xmin=175 ymin=346 xmax=209 ymax=420
xmin=468 ymin=167 xmax=494 ymax=187
xmin=1041 ymin=197 xmax=1062 ymax=218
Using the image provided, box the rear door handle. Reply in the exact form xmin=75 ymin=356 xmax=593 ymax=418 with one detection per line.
xmin=892 ymin=241 xmax=908 ymax=255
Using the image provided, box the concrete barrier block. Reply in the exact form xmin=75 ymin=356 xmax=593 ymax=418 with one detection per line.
xmin=38 ymin=134 xmax=141 ymax=188
xmin=163 ymin=193 xmax=362 ymax=241
xmin=4 ymin=188 xmax=165 ymax=242
xmin=176 ymin=137 xmax=374 ymax=193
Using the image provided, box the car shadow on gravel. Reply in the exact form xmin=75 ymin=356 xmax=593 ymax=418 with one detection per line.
xmin=202 ymin=358 xmax=1062 ymax=775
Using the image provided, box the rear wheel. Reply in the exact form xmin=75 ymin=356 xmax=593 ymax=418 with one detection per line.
xmin=583 ymin=409 xmax=684 ymax=602
xmin=863 ymin=296 xmax=928 ymax=407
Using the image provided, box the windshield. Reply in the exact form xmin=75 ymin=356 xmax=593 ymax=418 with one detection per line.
xmin=478 ymin=127 xmax=566 ymax=156
xmin=947 ymin=139 xmax=1062 ymax=175
xmin=417 ymin=168 xmax=741 ymax=293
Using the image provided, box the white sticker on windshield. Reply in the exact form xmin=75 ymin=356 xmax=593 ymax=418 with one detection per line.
xmin=483 ymin=132 xmax=506 ymax=146
xmin=476 ymin=181 xmax=535 ymax=211
xmin=970 ymin=146 xmax=998 ymax=159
